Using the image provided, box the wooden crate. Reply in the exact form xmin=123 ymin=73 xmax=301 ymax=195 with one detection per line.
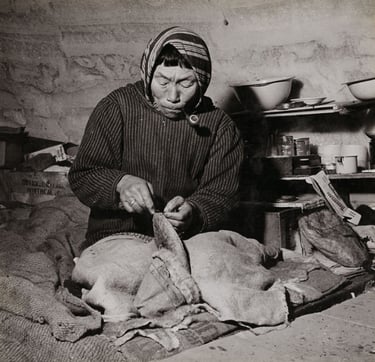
xmin=262 ymin=207 xmax=300 ymax=249
xmin=229 ymin=202 xmax=300 ymax=249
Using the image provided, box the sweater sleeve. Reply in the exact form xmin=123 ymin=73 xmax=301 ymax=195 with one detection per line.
xmin=68 ymin=97 xmax=126 ymax=209
xmin=186 ymin=117 xmax=244 ymax=231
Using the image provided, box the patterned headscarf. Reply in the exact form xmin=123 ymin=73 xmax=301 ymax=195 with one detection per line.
xmin=140 ymin=26 xmax=212 ymax=103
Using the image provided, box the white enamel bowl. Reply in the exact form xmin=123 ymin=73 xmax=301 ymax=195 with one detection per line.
xmin=345 ymin=77 xmax=375 ymax=101
xmin=231 ymin=76 xmax=294 ymax=110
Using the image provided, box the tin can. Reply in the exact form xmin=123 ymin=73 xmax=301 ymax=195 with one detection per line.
xmin=294 ymin=138 xmax=310 ymax=156
xmin=277 ymin=135 xmax=294 ymax=156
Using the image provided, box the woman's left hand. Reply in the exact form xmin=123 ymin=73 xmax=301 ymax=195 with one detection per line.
xmin=163 ymin=196 xmax=194 ymax=234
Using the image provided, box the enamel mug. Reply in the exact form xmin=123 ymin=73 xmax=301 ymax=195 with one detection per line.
xmin=335 ymin=155 xmax=358 ymax=174
xmin=341 ymin=144 xmax=368 ymax=170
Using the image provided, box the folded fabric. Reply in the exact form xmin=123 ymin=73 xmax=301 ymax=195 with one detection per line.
xmin=184 ymin=230 xmax=288 ymax=325
xmin=72 ymin=232 xmax=157 ymax=320
xmin=269 ymin=249 xmax=348 ymax=305
xmin=135 ymin=249 xmax=200 ymax=318
xmin=311 ymin=250 xmax=366 ymax=276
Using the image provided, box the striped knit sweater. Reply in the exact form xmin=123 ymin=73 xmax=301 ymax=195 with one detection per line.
xmin=68 ymin=81 xmax=244 ymax=244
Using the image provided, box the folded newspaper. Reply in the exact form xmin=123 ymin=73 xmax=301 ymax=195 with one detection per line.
xmin=306 ymin=171 xmax=361 ymax=225
xmin=269 ymin=194 xmax=325 ymax=211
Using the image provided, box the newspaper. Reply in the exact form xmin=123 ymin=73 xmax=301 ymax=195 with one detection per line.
xmin=269 ymin=194 xmax=325 ymax=211
xmin=306 ymin=170 xmax=361 ymax=225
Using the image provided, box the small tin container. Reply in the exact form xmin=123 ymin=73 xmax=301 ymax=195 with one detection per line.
xmin=277 ymin=135 xmax=294 ymax=156
xmin=294 ymin=138 xmax=310 ymax=156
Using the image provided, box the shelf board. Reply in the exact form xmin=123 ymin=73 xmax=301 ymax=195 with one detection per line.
xmin=281 ymin=172 xmax=375 ymax=181
xmin=264 ymin=107 xmax=341 ymax=117
xmin=230 ymin=100 xmax=375 ymax=119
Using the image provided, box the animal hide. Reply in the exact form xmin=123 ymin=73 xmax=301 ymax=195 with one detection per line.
xmin=72 ymin=214 xmax=288 ymax=327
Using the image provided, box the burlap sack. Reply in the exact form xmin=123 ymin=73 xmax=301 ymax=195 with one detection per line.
xmin=298 ymin=208 xmax=369 ymax=267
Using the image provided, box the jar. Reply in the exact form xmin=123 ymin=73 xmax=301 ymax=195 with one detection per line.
xmin=277 ymin=135 xmax=294 ymax=156
xmin=294 ymin=138 xmax=310 ymax=156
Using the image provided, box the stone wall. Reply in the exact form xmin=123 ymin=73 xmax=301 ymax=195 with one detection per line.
xmin=0 ymin=0 xmax=374 ymax=145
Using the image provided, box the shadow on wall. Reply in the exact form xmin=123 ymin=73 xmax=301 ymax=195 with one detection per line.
xmin=220 ymin=83 xmax=266 ymax=155
xmin=289 ymin=79 xmax=304 ymax=99
xmin=227 ymin=84 xmax=263 ymax=114
xmin=220 ymin=85 xmax=278 ymax=203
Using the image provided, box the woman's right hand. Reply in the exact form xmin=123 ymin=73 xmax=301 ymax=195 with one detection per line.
xmin=116 ymin=175 xmax=155 ymax=214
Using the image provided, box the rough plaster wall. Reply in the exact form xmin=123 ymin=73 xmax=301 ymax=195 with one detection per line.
xmin=0 ymin=0 xmax=374 ymax=145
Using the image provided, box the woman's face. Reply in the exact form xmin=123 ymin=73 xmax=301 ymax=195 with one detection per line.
xmin=150 ymin=63 xmax=199 ymax=119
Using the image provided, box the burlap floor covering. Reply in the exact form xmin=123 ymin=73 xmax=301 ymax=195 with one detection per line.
xmin=0 ymin=195 xmax=352 ymax=361
xmin=0 ymin=196 xmax=241 ymax=361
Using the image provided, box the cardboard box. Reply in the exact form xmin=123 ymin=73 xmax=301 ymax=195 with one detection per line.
xmin=2 ymin=171 xmax=71 ymax=204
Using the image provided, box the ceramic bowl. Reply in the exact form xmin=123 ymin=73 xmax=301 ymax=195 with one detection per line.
xmin=345 ymin=77 xmax=375 ymax=101
xmin=231 ymin=76 xmax=294 ymax=110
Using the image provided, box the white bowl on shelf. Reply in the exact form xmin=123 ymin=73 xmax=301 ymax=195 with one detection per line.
xmin=344 ymin=77 xmax=375 ymax=101
xmin=231 ymin=76 xmax=294 ymax=110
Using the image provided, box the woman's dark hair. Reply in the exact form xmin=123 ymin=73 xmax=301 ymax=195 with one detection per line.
xmin=154 ymin=44 xmax=192 ymax=69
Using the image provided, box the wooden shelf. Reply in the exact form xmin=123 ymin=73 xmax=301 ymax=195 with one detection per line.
xmin=281 ymin=172 xmax=375 ymax=181
xmin=263 ymin=102 xmax=341 ymax=117
xmin=230 ymin=100 xmax=375 ymax=119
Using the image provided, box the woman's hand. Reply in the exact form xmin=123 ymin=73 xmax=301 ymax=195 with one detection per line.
xmin=163 ymin=196 xmax=194 ymax=234
xmin=117 ymin=175 xmax=155 ymax=214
